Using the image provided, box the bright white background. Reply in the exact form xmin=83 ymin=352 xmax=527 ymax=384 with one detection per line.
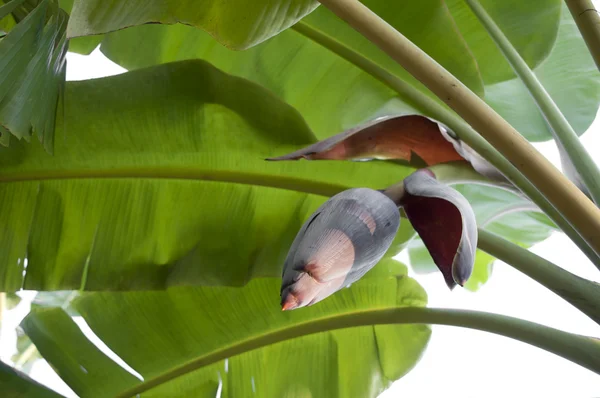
xmin=2 ymin=25 xmax=600 ymax=398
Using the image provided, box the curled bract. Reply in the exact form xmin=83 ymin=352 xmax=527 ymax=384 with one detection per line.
xmin=280 ymin=188 xmax=400 ymax=311
xmin=398 ymin=169 xmax=477 ymax=288
xmin=267 ymin=115 xmax=465 ymax=166
xmin=267 ymin=114 xmax=506 ymax=183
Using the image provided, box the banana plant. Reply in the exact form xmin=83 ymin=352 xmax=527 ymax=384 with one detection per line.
xmin=0 ymin=0 xmax=600 ymax=397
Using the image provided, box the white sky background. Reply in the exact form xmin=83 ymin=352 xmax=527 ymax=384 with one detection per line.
xmin=3 ymin=19 xmax=600 ymax=397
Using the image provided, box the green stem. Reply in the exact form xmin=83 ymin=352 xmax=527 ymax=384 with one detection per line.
xmin=478 ymin=229 xmax=600 ymax=325
xmin=114 ymin=306 xmax=600 ymax=397
xmin=566 ymin=0 xmax=600 ymax=71
xmin=293 ymin=22 xmax=600 ymax=268
xmin=466 ymin=0 xmax=600 ymax=205
xmin=316 ymin=0 xmax=600 ymax=259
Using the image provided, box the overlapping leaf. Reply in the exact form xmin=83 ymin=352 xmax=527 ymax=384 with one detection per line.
xmin=66 ymin=0 xmax=319 ymax=50
xmin=0 ymin=59 xmax=557 ymax=292
xmin=0 ymin=60 xmax=420 ymax=292
xmin=444 ymin=0 xmax=561 ymax=84
xmin=0 ymin=0 xmax=67 ymax=152
xmin=484 ymin=5 xmax=600 ymax=141
xmin=87 ymin=0 xmax=593 ymax=143
xmin=22 ymin=261 xmax=431 ymax=398
xmin=97 ymin=0 xmax=483 ymax=139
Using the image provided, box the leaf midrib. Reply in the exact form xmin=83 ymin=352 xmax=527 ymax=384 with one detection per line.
xmin=0 ymin=167 xmax=348 ymax=197
xmin=112 ymin=305 xmax=424 ymax=398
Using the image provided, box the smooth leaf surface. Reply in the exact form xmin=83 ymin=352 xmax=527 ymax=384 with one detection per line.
xmin=0 ymin=0 xmax=67 ymax=151
xmin=94 ymin=0 xmax=578 ymax=141
xmin=0 ymin=360 xmax=62 ymax=397
xmin=444 ymin=0 xmax=561 ymax=84
xmin=57 ymin=0 xmax=102 ymax=54
xmin=98 ymin=1 xmax=482 ymax=139
xmin=485 ymin=4 xmax=600 ymax=141
xmin=0 ymin=60 xmax=420 ymax=292
xmin=66 ymin=0 xmax=318 ymax=50
xmin=23 ymin=263 xmax=431 ymax=398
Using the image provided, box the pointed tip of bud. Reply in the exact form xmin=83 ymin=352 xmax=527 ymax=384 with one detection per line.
xmin=280 ymin=188 xmax=400 ymax=308
xmin=445 ymin=279 xmax=467 ymax=290
xmin=444 ymin=276 xmax=457 ymax=290
xmin=281 ymin=292 xmax=300 ymax=311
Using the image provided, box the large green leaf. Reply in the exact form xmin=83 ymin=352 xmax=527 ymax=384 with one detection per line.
xmin=98 ymin=0 xmax=484 ymax=139
xmin=0 ymin=60 xmax=556 ymax=292
xmin=0 ymin=360 xmax=62 ymax=397
xmin=485 ymin=4 xmax=600 ymax=141
xmin=93 ymin=0 xmax=582 ymax=142
xmin=66 ymin=0 xmax=319 ymax=50
xmin=22 ymin=262 xmax=431 ymax=398
xmin=0 ymin=0 xmax=68 ymax=151
xmin=0 ymin=60 xmax=420 ymax=292
xmin=444 ymin=0 xmax=561 ymax=85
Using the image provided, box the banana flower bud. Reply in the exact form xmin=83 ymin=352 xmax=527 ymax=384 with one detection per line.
xmin=280 ymin=188 xmax=400 ymax=311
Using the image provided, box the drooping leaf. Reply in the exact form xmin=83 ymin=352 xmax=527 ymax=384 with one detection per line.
xmin=0 ymin=60 xmax=419 ymax=292
xmin=97 ymin=0 xmax=483 ymax=139
xmin=0 ymin=0 xmax=68 ymax=151
xmin=0 ymin=359 xmax=62 ymax=397
xmin=0 ymin=59 xmax=555 ymax=293
xmin=22 ymin=262 xmax=431 ymax=398
xmin=66 ymin=0 xmax=319 ymax=50
xmin=93 ymin=0 xmax=579 ymax=142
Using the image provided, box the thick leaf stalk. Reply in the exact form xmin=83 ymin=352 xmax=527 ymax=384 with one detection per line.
xmin=293 ymin=19 xmax=600 ymax=268
xmin=478 ymin=229 xmax=600 ymax=325
xmin=315 ymin=0 xmax=600 ymax=259
xmin=566 ymin=0 xmax=600 ymax=71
